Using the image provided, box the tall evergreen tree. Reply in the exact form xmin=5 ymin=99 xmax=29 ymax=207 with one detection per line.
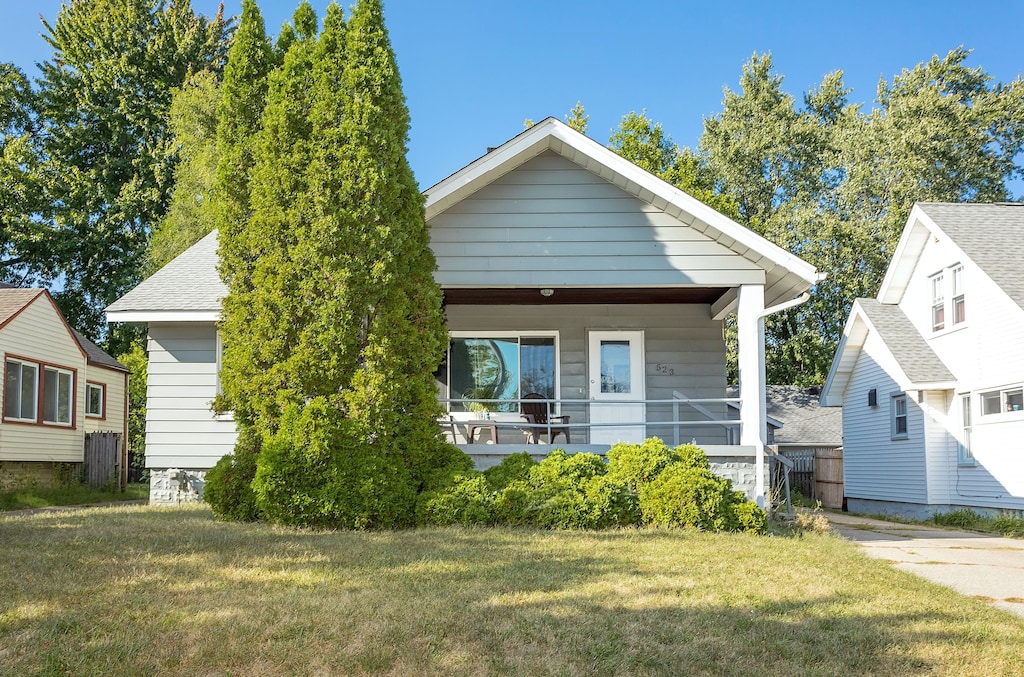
xmin=33 ymin=0 xmax=229 ymax=347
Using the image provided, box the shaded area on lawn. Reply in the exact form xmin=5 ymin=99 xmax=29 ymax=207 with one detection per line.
xmin=1 ymin=504 xmax=1022 ymax=675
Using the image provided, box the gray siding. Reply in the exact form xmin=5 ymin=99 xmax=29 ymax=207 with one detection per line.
xmin=429 ymin=151 xmax=765 ymax=288
xmin=842 ymin=332 xmax=928 ymax=503
xmin=146 ymin=323 xmax=236 ymax=469
xmin=444 ymin=303 xmax=728 ymax=445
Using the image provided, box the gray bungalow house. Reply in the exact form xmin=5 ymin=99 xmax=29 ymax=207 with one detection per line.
xmin=107 ymin=118 xmax=820 ymax=505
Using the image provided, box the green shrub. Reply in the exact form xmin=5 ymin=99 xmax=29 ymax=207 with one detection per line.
xmin=639 ymin=464 xmax=738 ymax=531
xmin=605 ymin=437 xmax=678 ymax=488
xmin=253 ymin=398 xmax=416 ymax=529
xmin=523 ymin=450 xmax=635 ymax=529
xmin=417 ymin=473 xmax=495 ymax=526
xmin=729 ymin=493 xmax=768 ymax=534
xmin=419 ymin=445 xmax=475 ymax=494
xmin=492 ymin=480 xmax=534 ymax=526
xmin=484 ymin=452 xmax=537 ymax=491
xmin=204 ymin=425 xmax=262 ymax=522
xmin=674 ymin=443 xmax=711 ymax=471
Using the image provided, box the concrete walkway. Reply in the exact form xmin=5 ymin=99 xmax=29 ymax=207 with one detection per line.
xmin=826 ymin=511 xmax=1024 ymax=619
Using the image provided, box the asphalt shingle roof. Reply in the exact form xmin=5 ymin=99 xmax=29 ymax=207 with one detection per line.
xmin=727 ymin=385 xmax=843 ymax=446
xmin=857 ymin=298 xmax=955 ymax=384
xmin=0 ymin=288 xmax=45 ymax=328
xmin=72 ymin=329 xmax=128 ymax=372
xmin=919 ymin=202 xmax=1024 ymax=311
xmin=106 ymin=230 xmax=225 ymax=313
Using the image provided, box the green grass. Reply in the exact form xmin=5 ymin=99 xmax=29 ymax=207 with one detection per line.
xmin=0 ymin=482 xmax=148 ymax=511
xmin=1 ymin=504 xmax=1022 ymax=676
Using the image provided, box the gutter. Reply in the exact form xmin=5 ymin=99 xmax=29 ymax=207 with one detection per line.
xmin=757 ymin=273 xmax=827 ymax=319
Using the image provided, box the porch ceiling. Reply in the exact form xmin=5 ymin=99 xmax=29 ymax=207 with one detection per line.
xmin=443 ymin=287 xmax=728 ymax=305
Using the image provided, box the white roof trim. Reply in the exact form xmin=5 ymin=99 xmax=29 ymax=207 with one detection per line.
xmin=106 ymin=310 xmax=221 ymax=323
xmin=424 ymin=117 xmax=819 ymax=291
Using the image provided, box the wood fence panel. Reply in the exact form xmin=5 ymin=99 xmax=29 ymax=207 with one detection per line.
xmin=84 ymin=432 xmax=122 ymax=489
xmin=815 ymin=447 xmax=844 ymax=509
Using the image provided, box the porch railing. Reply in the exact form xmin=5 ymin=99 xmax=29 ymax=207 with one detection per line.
xmin=439 ymin=394 xmax=742 ymax=446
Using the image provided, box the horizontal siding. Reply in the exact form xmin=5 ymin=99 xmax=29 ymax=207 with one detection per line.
xmin=953 ymin=417 xmax=1024 ymax=510
xmin=430 ymin=151 xmax=762 ymax=288
xmin=0 ymin=296 xmax=86 ymax=462
xmin=444 ymin=303 xmax=728 ymax=445
xmin=842 ymin=332 xmax=927 ymax=502
xmin=922 ymin=390 xmax=953 ymax=505
xmin=84 ymin=366 xmax=126 ymax=435
xmin=145 ymin=322 xmax=236 ymax=470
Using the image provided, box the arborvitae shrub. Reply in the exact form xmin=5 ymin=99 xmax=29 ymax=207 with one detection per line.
xmin=416 ymin=473 xmax=495 ymax=526
xmin=639 ymin=464 xmax=738 ymax=530
xmin=252 ymin=398 xmax=416 ymax=529
xmin=605 ymin=437 xmax=679 ymax=488
xmin=204 ymin=425 xmax=261 ymax=521
xmin=483 ymin=451 xmax=537 ymax=490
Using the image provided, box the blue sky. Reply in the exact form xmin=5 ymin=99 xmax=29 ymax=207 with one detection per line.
xmin=2 ymin=0 xmax=1023 ymax=194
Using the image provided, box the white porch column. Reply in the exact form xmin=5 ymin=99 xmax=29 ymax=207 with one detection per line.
xmin=737 ymin=283 xmax=767 ymax=506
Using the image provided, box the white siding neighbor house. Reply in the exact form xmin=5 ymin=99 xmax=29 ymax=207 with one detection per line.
xmin=0 ymin=286 xmax=129 ymax=488
xmin=822 ymin=202 xmax=1024 ymax=518
xmin=107 ymin=118 xmax=820 ymax=506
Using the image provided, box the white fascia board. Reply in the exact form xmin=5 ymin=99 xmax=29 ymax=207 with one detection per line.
xmin=877 ymin=204 xmax=939 ymax=304
xmin=106 ymin=310 xmax=221 ymax=323
xmin=426 ymin=118 xmax=818 ymax=288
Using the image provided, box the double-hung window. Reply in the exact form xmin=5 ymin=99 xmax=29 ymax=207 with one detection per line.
xmin=958 ymin=393 xmax=974 ymax=465
xmin=929 ymin=265 xmax=965 ymax=332
xmin=4 ymin=359 xmax=38 ymax=421
xmin=891 ymin=393 xmax=908 ymax=440
xmin=448 ymin=334 xmax=557 ymax=413
xmin=86 ymin=382 xmax=105 ymax=418
xmin=43 ymin=366 xmax=74 ymax=425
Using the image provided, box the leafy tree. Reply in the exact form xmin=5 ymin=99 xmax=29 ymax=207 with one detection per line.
xmin=116 ymin=342 xmax=148 ymax=480
xmin=701 ymin=49 xmax=1024 ymax=384
xmin=0 ymin=64 xmax=45 ymax=286
xmin=146 ymin=70 xmax=222 ymax=274
xmin=565 ymin=100 xmax=588 ymax=134
xmin=32 ymin=0 xmax=229 ymax=347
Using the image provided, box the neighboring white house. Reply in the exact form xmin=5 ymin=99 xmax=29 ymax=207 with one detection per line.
xmin=107 ymin=118 xmax=820 ymax=506
xmin=822 ymin=202 xmax=1024 ymax=518
xmin=0 ymin=286 xmax=128 ymax=488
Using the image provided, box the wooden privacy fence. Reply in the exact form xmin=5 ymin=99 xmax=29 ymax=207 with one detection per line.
xmin=772 ymin=446 xmax=843 ymax=509
xmin=84 ymin=432 xmax=122 ymax=489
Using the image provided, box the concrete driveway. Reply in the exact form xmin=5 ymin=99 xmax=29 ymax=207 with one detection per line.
xmin=826 ymin=512 xmax=1024 ymax=619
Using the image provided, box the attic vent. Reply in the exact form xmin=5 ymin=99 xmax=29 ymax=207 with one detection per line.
xmin=868 ymin=388 xmax=878 ymax=407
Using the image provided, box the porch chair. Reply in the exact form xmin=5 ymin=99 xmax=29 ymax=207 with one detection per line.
xmin=520 ymin=393 xmax=570 ymax=444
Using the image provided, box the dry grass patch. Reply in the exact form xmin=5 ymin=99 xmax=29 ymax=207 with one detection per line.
xmin=1 ymin=503 xmax=1022 ymax=676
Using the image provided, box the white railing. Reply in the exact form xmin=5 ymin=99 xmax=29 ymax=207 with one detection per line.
xmin=440 ymin=394 xmax=742 ymax=446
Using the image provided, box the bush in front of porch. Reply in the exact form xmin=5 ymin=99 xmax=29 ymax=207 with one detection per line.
xmin=416 ymin=438 xmax=767 ymax=533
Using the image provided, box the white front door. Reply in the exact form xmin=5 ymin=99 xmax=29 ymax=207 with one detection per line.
xmin=588 ymin=331 xmax=645 ymax=444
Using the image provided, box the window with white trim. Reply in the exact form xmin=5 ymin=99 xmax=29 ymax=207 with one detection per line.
xmin=958 ymin=393 xmax=974 ymax=465
xmin=929 ymin=265 xmax=965 ymax=332
xmin=891 ymin=393 xmax=908 ymax=439
xmin=4 ymin=359 xmax=38 ymax=421
xmin=448 ymin=334 xmax=557 ymax=413
xmin=980 ymin=386 xmax=1023 ymax=415
xmin=86 ymin=383 xmax=104 ymax=418
xmin=43 ymin=366 xmax=74 ymax=425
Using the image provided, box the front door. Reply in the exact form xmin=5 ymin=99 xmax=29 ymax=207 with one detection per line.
xmin=588 ymin=331 xmax=645 ymax=444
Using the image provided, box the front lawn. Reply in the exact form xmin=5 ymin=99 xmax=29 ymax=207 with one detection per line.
xmin=1 ymin=504 xmax=1021 ymax=676
xmin=0 ymin=482 xmax=149 ymax=512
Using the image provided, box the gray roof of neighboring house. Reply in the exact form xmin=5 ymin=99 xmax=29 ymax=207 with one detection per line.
xmin=106 ymin=230 xmax=224 ymax=312
xmin=856 ymin=298 xmax=955 ymax=384
xmin=726 ymin=384 xmax=842 ymax=446
xmin=919 ymin=202 xmax=1024 ymax=311
xmin=72 ymin=329 xmax=128 ymax=373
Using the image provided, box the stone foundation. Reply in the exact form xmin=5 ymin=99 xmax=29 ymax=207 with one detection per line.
xmin=149 ymin=468 xmax=207 ymax=506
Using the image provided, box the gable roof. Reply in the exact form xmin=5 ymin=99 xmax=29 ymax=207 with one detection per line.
xmin=879 ymin=202 xmax=1024 ymax=310
xmin=0 ymin=288 xmax=46 ymax=329
xmin=106 ymin=230 xmax=225 ymax=322
xmin=727 ymin=385 xmax=842 ymax=445
xmin=425 ymin=117 xmax=820 ymax=309
xmin=72 ymin=329 xmax=128 ymax=373
xmin=821 ymin=298 xmax=955 ymax=406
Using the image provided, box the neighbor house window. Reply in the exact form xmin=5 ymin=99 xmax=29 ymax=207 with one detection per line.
xmin=448 ymin=334 xmax=557 ymax=413
xmin=930 ymin=265 xmax=966 ymax=332
xmin=958 ymin=394 xmax=974 ymax=465
xmin=980 ymin=386 xmax=1024 ymax=415
xmin=4 ymin=358 xmax=38 ymax=422
xmin=43 ymin=366 xmax=74 ymax=425
xmin=891 ymin=393 xmax=908 ymax=439
xmin=85 ymin=382 xmax=104 ymax=418
xmin=930 ymin=273 xmax=945 ymax=331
